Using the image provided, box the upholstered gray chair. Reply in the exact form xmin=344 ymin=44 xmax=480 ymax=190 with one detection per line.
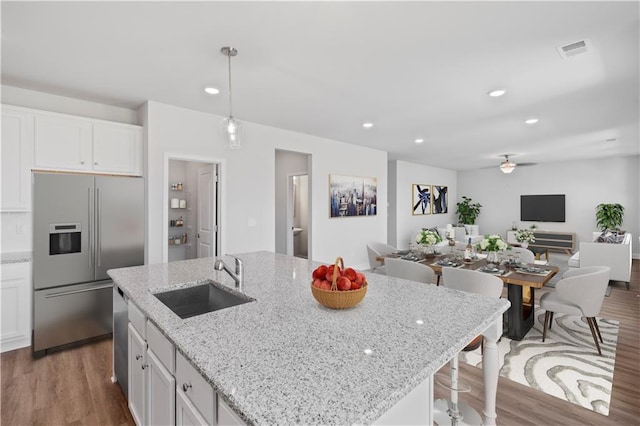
xmin=434 ymin=268 xmax=504 ymax=426
xmin=540 ymin=266 xmax=611 ymax=355
xmin=385 ymin=258 xmax=435 ymax=285
xmin=366 ymin=242 xmax=396 ymax=274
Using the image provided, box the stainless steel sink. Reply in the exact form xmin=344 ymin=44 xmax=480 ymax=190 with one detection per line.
xmin=153 ymin=280 xmax=254 ymax=319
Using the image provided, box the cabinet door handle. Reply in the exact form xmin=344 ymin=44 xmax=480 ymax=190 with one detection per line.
xmin=182 ymin=383 xmax=192 ymax=392
xmin=80 ymin=160 xmax=85 ymax=165
xmin=141 ymin=363 xmax=148 ymax=370
xmin=135 ymin=354 xmax=142 ymax=360
xmin=94 ymin=162 xmax=98 ymax=165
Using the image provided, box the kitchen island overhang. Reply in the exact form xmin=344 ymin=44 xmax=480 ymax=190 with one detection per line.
xmin=108 ymin=251 xmax=510 ymax=425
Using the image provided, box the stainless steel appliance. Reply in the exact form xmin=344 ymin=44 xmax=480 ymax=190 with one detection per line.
xmin=113 ymin=285 xmax=129 ymax=397
xmin=33 ymin=172 xmax=144 ymax=356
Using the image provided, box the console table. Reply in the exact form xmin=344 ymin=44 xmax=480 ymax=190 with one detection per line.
xmin=506 ymin=230 xmax=575 ymax=255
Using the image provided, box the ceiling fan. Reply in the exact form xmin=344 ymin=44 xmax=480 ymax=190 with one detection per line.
xmin=499 ymin=154 xmax=537 ymax=174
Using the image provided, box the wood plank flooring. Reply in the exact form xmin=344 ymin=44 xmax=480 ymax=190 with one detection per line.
xmin=2 ymin=260 xmax=638 ymax=425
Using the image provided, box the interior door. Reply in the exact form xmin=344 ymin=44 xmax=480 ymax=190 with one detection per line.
xmin=196 ymin=165 xmax=215 ymax=258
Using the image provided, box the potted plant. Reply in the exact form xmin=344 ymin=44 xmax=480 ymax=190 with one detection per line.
xmin=515 ymin=228 xmax=535 ymax=248
xmin=456 ymin=196 xmax=482 ymax=225
xmin=595 ymin=203 xmax=624 ymax=231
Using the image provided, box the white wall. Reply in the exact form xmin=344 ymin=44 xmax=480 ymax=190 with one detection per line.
xmin=1 ymin=85 xmax=138 ymax=124
xmin=388 ymin=160 xmax=458 ymax=249
xmin=145 ymin=101 xmax=387 ymax=270
xmin=458 ymin=156 xmax=640 ymax=257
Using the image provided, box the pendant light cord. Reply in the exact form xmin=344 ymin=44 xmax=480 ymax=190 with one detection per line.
xmin=227 ymin=52 xmax=233 ymax=119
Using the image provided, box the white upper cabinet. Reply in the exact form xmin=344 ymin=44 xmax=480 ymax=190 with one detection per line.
xmin=1 ymin=107 xmax=34 ymax=211
xmin=34 ymin=114 xmax=92 ymax=172
xmin=92 ymin=123 xmax=142 ymax=175
xmin=32 ymin=109 xmax=142 ymax=176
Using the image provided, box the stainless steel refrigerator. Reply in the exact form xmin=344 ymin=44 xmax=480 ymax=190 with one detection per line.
xmin=33 ymin=172 xmax=144 ymax=356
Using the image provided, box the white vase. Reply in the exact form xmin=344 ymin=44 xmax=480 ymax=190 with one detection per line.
xmin=521 ymin=242 xmax=529 ymax=249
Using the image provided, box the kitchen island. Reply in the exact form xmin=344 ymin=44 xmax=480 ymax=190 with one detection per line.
xmin=108 ymin=251 xmax=510 ymax=425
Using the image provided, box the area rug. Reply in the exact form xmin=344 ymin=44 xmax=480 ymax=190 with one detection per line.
xmin=460 ymin=307 xmax=619 ymax=415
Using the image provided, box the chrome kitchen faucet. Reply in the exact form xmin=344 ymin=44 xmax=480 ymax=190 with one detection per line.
xmin=214 ymin=256 xmax=244 ymax=290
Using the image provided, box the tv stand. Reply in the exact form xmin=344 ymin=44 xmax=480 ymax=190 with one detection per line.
xmin=506 ymin=230 xmax=575 ymax=255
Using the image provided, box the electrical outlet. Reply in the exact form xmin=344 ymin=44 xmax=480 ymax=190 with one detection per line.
xmin=248 ymin=217 xmax=256 ymax=227
xmin=16 ymin=224 xmax=24 ymax=235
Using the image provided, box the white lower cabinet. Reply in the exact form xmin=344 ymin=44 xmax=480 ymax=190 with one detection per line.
xmin=176 ymin=386 xmax=209 ymax=426
xmin=128 ymin=323 xmax=147 ymax=426
xmin=126 ymin=303 xmax=247 ymax=426
xmin=218 ymin=398 xmax=246 ymax=426
xmin=176 ymin=351 xmax=216 ymax=425
xmin=148 ymin=349 xmax=176 ymax=425
xmin=127 ymin=303 xmax=176 ymax=426
xmin=0 ymin=262 xmax=32 ymax=352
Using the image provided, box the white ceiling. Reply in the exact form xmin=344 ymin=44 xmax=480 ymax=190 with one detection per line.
xmin=2 ymin=1 xmax=639 ymax=171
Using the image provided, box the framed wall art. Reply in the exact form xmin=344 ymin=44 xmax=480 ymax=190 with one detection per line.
xmin=432 ymin=185 xmax=448 ymax=214
xmin=329 ymin=175 xmax=377 ymax=218
xmin=412 ymin=184 xmax=431 ymax=215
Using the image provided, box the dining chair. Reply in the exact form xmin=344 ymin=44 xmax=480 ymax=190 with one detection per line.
xmin=366 ymin=242 xmax=396 ymax=274
xmin=510 ymin=247 xmax=535 ymax=264
xmin=540 ymin=266 xmax=611 ymax=355
xmin=385 ymin=258 xmax=435 ymax=284
xmin=434 ymin=268 xmax=504 ymax=426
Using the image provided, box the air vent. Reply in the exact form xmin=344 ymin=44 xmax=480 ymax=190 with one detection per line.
xmin=556 ymin=39 xmax=591 ymax=59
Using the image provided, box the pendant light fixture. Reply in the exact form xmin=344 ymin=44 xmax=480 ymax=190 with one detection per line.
xmin=500 ymin=155 xmax=516 ymax=174
xmin=220 ymin=46 xmax=242 ymax=149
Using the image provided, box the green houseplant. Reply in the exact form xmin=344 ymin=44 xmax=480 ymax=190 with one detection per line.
xmin=456 ymin=196 xmax=482 ymax=225
xmin=595 ymin=203 xmax=624 ymax=231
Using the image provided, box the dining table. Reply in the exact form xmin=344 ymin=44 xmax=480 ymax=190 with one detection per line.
xmin=379 ymin=251 xmax=559 ymax=340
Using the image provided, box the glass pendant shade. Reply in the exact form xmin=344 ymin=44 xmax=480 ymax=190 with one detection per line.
xmin=220 ymin=116 xmax=242 ymax=149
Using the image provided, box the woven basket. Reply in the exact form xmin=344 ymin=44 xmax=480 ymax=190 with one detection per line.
xmin=311 ymin=257 xmax=367 ymax=309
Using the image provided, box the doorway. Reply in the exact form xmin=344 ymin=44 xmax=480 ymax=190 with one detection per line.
xmin=166 ymin=158 xmax=220 ymax=263
xmin=288 ymin=174 xmax=309 ymax=258
xmin=275 ymin=150 xmax=311 ymax=259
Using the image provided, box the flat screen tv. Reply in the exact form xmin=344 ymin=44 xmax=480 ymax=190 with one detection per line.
xmin=520 ymin=194 xmax=565 ymax=222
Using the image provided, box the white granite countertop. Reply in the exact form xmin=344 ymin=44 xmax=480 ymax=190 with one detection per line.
xmin=1 ymin=251 xmax=32 ymax=264
xmin=108 ymin=251 xmax=510 ymax=425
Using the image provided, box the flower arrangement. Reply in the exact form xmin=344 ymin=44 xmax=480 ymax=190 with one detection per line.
xmin=416 ymin=229 xmax=442 ymax=246
xmin=515 ymin=229 xmax=535 ymax=244
xmin=477 ymin=234 xmax=508 ymax=252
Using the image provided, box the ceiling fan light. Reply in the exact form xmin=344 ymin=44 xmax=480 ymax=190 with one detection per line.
xmin=500 ymin=160 xmax=516 ymax=173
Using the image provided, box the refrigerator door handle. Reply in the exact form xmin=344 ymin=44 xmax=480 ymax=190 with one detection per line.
xmin=44 ymin=283 xmax=113 ymax=298
xmin=88 ymin=186 xmax=94 ymax=268
xmin=97 ymin=187 xmax=102 ymax=267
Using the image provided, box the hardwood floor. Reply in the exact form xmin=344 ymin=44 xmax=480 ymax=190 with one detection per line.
xmin=1 ymin=338 xmax=134 ymax=426
xmin=2 ymin=261 xmax=638 ymax=425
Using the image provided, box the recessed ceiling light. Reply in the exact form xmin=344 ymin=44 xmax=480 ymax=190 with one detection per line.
xmin=488 ymin=89 xmax=506 ymax=97
xmin=524 ymin=117 xmax=539 ymax=125
xmin=204 ymin=87 xmax=220 ymax=95
xmin=414 ymin=138 xmax=424 ymax=144
xmin=362 ymin=122 xmax=374 ymax=129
